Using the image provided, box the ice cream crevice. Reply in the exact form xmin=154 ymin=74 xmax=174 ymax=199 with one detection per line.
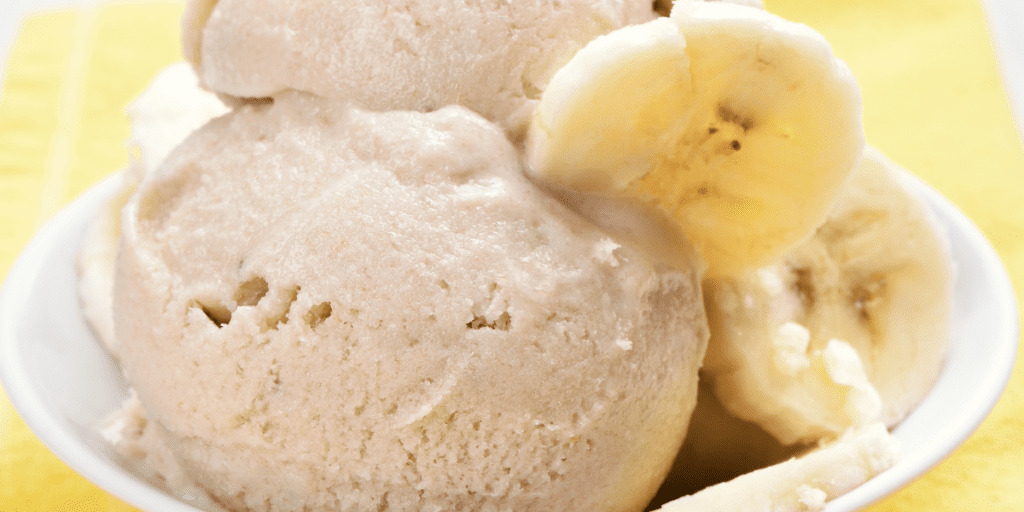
xmin=303 ymin=301 xmax=333 ymax=329
xmin=259 ymin=285 xmax=299 ymax=333
xmin=233 ymin=276 xmax=269 ymax=306
xmin=193 ymin=298 xmax=231 ymax=327
xmin=466 ymin=311 xmax=511 ymax=331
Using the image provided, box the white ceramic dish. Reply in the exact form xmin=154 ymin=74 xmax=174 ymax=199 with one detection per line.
xmin=0 ymin=171 xmax=1017 ymax=512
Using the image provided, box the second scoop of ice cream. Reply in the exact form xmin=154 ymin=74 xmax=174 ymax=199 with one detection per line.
xmin=183 ymin=0 xmax=657 ymax=136
xmin=114 ymin=92 xmax=708 ymax=512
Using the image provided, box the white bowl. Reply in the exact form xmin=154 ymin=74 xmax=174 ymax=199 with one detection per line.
xmin=0 ymin=171 xmax=1017 ymax=512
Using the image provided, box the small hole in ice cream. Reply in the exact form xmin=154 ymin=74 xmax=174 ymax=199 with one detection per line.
xmin=494 ymin=311 xmax=511 ymax=330
xmin=304 ymin=301 xmax=333 ymax=328
xmin=654 ymin=0 xmax=671 ymax=16
xmin=466 ymin=311 xmax=511 ymax=330
xmin=239 ymin=96 xmax=274 ymax=106
xmin=234 ymin=276 xmax=269 ymax=306
xmin=194 ymin=299 xmax=231 ymax=327
xmin=260 ymin=286 xmax=299 ymax=333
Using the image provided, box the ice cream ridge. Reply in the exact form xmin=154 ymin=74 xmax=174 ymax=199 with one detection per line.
xmin=80 ymin=0 xmax=955 ymax=511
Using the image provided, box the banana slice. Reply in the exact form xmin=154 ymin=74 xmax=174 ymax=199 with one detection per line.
xmin=526 ymin=1 xmax=863 ymax=276
xmin=702 ymin=147 xmax=955 ymax=445
xmin=658 ymin=422 xmax=900 ymax=512
xmin=649 ymin=376 xmax=806 ymax=507
xmin=77 ymin=63 xmax=228 ymax=353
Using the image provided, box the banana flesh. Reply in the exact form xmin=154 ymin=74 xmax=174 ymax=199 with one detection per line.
xmin=526 ymin=0 xmax=863 ymax=276
xmin=703 ymin=147 xmax=955 ymax=445
xmin=658 ymin=422 xmax=900 ymax=512
xmin=650 ymin=376 xmax=806 ymax=506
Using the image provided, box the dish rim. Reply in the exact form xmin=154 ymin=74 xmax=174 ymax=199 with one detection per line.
xmin=0 ymin=174 xmax=205 ymax=512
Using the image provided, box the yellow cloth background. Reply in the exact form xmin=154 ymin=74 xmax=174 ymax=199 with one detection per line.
xmin=0 ymin=0 xmax=1020 ymax=510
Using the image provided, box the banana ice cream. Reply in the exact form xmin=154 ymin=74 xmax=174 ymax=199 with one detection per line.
xmin=79 ymin=0 xmax=956 ymax=510
xmin=78 ymin=62 xmax=228 ymax=353
xmin=112 ymin=91 xmax=707 ymax=512
xmin=182 ymin=0 xmax=657 ymax=136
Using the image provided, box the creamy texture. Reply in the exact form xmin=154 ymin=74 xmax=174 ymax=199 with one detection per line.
xmin=88 ymin=2 xmax=927 ymax=509
xmin=124 ymin=63 xmax=230 ymax=178
xmin=77 ymin=63 xmax=228 ymax=352
xmin=182 ymin=0 xmax=656 ymax=137
xmin=114 ymin=93 xmax=708 ymax=512
xmin=100 ymin=393 xmax=228 ymax=512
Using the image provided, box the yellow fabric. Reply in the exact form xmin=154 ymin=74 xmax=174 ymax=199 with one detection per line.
xmin=0 ymin=2 xmax=184 ymax=511
xmin=0 ymin=0 xmax=1020 ymax=510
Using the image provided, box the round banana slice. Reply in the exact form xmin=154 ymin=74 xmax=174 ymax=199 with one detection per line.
xmin=658 ymin=422 xmax=899 ymax=512
xmin=702 ymin=147 xmax=955 ymax=445
xmin=525 ymin=1 xmax=863 ymax=276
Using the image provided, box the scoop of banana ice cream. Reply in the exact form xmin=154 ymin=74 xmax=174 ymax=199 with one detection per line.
xmin=181 ymin=0 xmax=656 ymax=137
xmin=114 ymin=92 xmax=708 ymax=512
xmin=77 ymin=63 xmax=227 ymax=353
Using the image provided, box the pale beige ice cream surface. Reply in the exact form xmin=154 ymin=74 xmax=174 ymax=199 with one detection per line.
xmin=114 ymin=92 xmax=708 ymax=512
xmin=182 ymin=0 xmax=657 ymax=137
xmin=77 ymin=63 xmax=228 ymax=353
